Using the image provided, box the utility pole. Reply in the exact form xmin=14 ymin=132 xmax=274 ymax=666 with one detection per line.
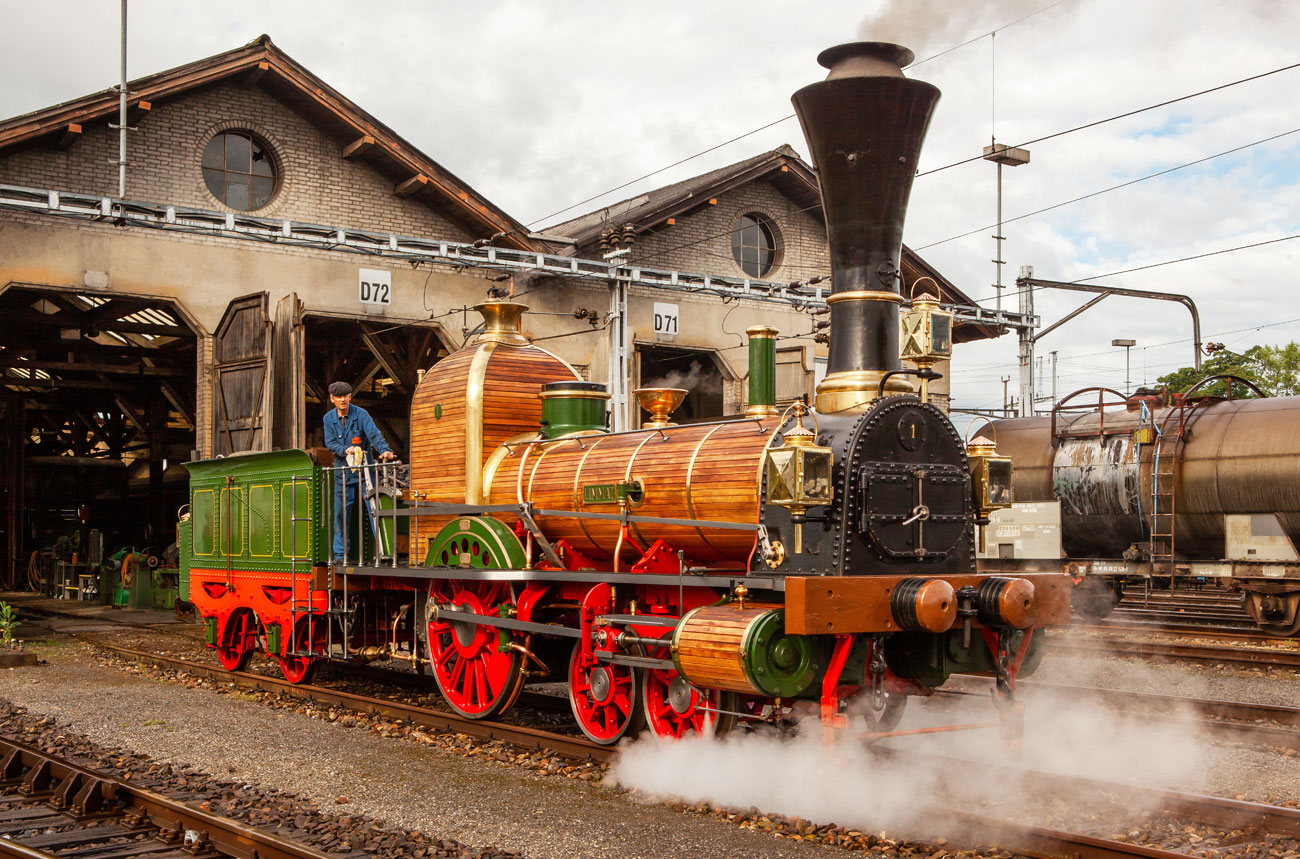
xmin=1001 ymin=376 xmax=1011 ymax=417
xmin=982 ymin=142 xmax=1030 ymax=315
xmin=601 ymin=226 xmax=634 ymax=432
xmin=1112 ymin=338 xmax=1136 ymax=393
xmin=1016 ymin=265 xmax=1035 ymax=416
xmin=1050 ymin=349 xmax=1058 ymax=403
xmin=110 ymin=0 xmax=130 ymax=198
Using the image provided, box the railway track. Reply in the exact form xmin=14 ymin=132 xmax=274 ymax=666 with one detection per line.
xmin=1055 ymin=634 xmax=1300 ymax=668
xmin=0 ymin=735 xmax=335 ymax=859
xmin=944 ymin=675 xmax=1300 ymax=752
xmin=16 ymin=598 xmax=1300 ymax=858
xmin=87 ymin=641 xmax=614 ymax=763
xmin=82 ymin=639 xmax=1300 ymax=859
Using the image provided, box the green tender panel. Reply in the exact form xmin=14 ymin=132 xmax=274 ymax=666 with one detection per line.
xmin=249 ymin=484 xmax=275 ymax=557
xmin=192 ymin=489 xmax=215 ymax=556
xmin=177 ymin=517 xmax=192 ymax=601
xmin=183 ymin=449 xmax=325 ymax=572
xmin=427 ymin=516 xmax=527 ymax=569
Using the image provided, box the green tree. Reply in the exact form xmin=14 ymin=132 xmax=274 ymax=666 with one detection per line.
xmin=1155 ymin=342 xmax=1300 ymax=397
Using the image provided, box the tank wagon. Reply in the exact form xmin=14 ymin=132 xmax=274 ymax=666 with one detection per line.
xmin=984 ymin=383 xmax=1300 ymax=635
xmin=180 ymin=42 xmax=1071 ymax=743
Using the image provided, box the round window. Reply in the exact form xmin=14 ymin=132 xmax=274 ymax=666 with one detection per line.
xmin=202 ymin=131 xmax=278 ymax=211
xmin=731 ymin=213 xmax=777 ymax=278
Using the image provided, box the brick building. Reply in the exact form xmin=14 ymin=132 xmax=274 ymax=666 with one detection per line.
xmin=0 ymin=36 xmax=1000 ymax=585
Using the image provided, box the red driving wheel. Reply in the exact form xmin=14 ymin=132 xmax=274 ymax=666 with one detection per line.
xmin=568 ymin=642 xmax=643 ymax=745
xmin=425 ymin=580 xmax=524 ymax=719
xmin=641 ymin=644 xmax=735 ymax=740
xmin=216 ymin=608 xmax=256 ymax=672
xmin=278 ymin=615 xmax=326 ymax=684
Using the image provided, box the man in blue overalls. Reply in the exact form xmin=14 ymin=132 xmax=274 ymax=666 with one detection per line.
xmin=323 ymin=381 xmax=395 ymax=563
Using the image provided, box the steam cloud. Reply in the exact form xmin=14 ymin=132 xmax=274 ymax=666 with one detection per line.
xmin=857 ymin=0 xmax=1067 ymax=58
xmin=643 ymin=360 xmax=716 ymax=392
xmin=611 ymin=653 xmax=1211 ymax=843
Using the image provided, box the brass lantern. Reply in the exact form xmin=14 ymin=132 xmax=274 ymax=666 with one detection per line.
xmin=899 ymin=286 xmax=953 ymax=403
xmin=765 ymin=405 xmax=833 ymax=555
xmin=967 ymin=435 xmax=1013 ymax=553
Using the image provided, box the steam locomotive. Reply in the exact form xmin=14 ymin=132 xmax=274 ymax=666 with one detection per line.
xmin=984 ymin=384 xmax=1300 ymax=636
xmin=179 ymin=42 xmax=1071 ymax=743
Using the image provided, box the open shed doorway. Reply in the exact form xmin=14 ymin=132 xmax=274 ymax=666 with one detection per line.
xmin=0 ymin=286 xmax=198 ymax=587
xmin=302 ymin=314 xmax=450 ymax=457
xmin=635 ymin=344 xmax=731 ymax=424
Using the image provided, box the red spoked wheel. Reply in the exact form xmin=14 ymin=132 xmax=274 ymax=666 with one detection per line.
xmin=216 ymin=608 xmax=257 ymax=672
xmin=568 ymin=642 xmax=643 ymax=745
xmin=641 ymin=645 xmax=736 ymax=740
xmin=425 ymin=580 xmax=524 ymax=719
xmin=278 ymin=615 xmax=327 ymax=684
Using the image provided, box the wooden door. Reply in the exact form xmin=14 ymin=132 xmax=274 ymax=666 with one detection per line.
xmin=213 ymin=293 xmax=270 ymax=455
xmin=269 ymin=293 xmax=304 ymax=450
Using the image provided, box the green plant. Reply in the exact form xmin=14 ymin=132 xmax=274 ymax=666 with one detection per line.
xmin=0 ymin=602 xmax=20 ymax=645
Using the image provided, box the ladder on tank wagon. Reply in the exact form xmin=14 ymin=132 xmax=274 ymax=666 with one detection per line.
xmin=1148 ymin=375 xmax=1268 ymax=582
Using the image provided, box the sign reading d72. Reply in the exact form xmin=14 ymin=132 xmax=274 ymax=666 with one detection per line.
xmin=359 ymin=268 xmax=392 ymax=306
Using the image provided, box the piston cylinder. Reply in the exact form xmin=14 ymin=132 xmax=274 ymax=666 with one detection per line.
xmin=672 ymin=603 xmax=820 ymax=697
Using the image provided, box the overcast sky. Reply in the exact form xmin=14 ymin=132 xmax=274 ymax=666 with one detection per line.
xmin=4 ymin=0 xmax=1298 ymax=414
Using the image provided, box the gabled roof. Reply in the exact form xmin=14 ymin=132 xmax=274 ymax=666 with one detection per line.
xmin=0 ymin=35 xmax=537 ymax=251
xmin=554 ymin=145 xmax=996 ymax=341
xmin=553 ymin=144 xmax=821 ymax=249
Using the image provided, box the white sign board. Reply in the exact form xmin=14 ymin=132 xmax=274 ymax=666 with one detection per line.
xmin=653 ymin=302 xmax=679 ymax=337
xmin=359 ymin=268 xmax=392 ymax=306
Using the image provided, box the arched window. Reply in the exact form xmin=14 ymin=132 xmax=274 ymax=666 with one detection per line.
xmin=731 ymin=213 xmax=777 ymax=278
xmin=202 ymin=131 xmax=278 ymax=211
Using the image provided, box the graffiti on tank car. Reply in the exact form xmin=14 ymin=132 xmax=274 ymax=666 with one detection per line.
xmin=1051 ymin=435 xmax=1140 ymax=517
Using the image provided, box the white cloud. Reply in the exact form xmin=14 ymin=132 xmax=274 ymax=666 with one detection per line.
xmin=3 ymin=0 xmax=1298 ymax=408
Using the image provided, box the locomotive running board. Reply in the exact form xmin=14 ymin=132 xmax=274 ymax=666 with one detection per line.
xmin=785 ymin=573 xmax=1072 ymax=634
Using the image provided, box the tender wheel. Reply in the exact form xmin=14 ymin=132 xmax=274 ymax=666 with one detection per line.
xmin=641 ymin=645 xmax=735 ymax=740
xmin=568 ymin=643 xmax=643 ymax=745
xmin=425 ymin=580 xmax=524 ymax=718
xmin=278 ymin=615 xmax=326 ymax=684
xmin=216 ymin=608 xmax=257 ymax=672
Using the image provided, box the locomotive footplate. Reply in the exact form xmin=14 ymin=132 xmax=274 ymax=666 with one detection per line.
xmin=784 ymin=573 xmax=1071 ymax=634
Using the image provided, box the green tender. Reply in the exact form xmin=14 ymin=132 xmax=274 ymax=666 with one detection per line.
xmin=182 ymin=449 xmax=327 ymax=573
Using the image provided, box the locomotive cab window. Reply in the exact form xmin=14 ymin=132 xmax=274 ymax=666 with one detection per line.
xmin=202 ymin=131 xmax=278 ymax=211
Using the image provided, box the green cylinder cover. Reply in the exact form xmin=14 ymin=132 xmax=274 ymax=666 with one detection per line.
xmin=539 ymin=382 xmax=609 ymax=438
xmin=747 ymin=331 xmax=776 ymax=412
xmin=742 ymin=608 xmax=819 ymax=697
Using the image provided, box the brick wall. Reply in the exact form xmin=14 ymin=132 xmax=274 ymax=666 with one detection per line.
xmin=625 ymin=179 xmax=829 ymax=282
xmin=0 ymin=81 xmax=475 ymax=242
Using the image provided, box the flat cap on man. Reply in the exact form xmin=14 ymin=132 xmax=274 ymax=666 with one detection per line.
xmin=328 ymin=381 xmax=353 ymax=397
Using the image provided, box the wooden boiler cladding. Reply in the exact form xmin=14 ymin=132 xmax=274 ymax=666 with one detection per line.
xmin=409 ymin=339 xmax=580 ymax=563
xmin=486 ymin=420 xmax=780 ymax=565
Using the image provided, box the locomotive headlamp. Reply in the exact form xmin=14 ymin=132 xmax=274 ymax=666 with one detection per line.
xmin=899 ymin=288 xmax=952 ymax=404
xmin=899 ymin=289 xmax=953 ymax=366
xmin=967 ymin=434 xmax=1013 ymax=553
xmin=765 ymin=404 xmax=833 ymax=555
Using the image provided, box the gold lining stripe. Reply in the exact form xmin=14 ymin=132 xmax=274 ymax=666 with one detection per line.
xmin=686 ymin=423 xmax=730 ymax=556
xmin=825 ymin=290 xmax=904 ymax=305
xmin=751 ymin=420 xmax=784 ymax=571
xmin=572 ymin=434 xmax=610 ymax=553
xmin=481 ymin=432 xmax=541 ymax=505
xmin=464 ymin=342 xmax=496 ymax=504
xmin=531 ymin=344 xmax=584 ymax=382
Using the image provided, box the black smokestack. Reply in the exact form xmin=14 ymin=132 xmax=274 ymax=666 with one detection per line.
xmin=792 ymin=42 xmax=940 ymax=412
